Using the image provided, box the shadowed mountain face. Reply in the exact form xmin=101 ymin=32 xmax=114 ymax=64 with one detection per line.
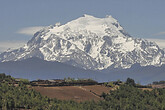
xmin=0 ymin=57 xmax=102 ymax=80
xmin=0 ymin=15 xmax=165 ymax=70
xmin=0 ymin=57 xmax=165 ymax=84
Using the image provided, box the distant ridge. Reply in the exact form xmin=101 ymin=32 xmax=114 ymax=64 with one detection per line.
xmin=0 ymin=57 xmax=165 ymax=84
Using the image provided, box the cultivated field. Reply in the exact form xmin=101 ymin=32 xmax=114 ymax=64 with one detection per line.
xmin=33 ymin=85 xmax=112 ymax=102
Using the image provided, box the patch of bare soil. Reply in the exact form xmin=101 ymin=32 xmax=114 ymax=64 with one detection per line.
xmin=140 ymin=88 xmax=153 ymax=91
xmin=33 ymin=85 xmax=112 ymax=102
xmin=151 ymin=84 xmax=165 ymax=88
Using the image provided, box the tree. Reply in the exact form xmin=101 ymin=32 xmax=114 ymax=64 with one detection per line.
xmin=125 ymin=78 xmax=136 ymax=86
xmin=101 ymin=92 xmax=107 ymax=99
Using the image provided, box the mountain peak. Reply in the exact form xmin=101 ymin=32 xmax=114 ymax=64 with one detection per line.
xmin=105 ymin=15 xmax=112 ymax=18
xmin=0 ymin=14 xmax=164 ymax=70
xmin=82 ymin=14 xmax=116 ymax=21
xmin=82 ymin=14 xmax=94 ymax=18
xmin=80 ymin=14 xmax=117 ymax=23
xmin=45 ymin=14 xmax=122 ymax=41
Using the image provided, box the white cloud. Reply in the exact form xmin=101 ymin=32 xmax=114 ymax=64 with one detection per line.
xmin=147 ymin=38 xmax=165 ymax=49
xmin=17 ymin=26 xmax=45 ymax=35
xmin=0 ymin=41 xmax=26 ymax=53
xmin=153 ymin=31 xmax=165 ymax=36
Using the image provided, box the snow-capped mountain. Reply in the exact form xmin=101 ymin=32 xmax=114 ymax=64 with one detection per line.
xmin=0 ymin=14 xmax=165 ymax=70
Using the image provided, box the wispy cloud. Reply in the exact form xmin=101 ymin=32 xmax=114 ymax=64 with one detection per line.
xmin=0 ymin=41 xmax=26 ymax=53
xmin=17 ymin=26 xmax=45 ymax=35
xmin=147 ymin=38 xmax=165 ymax=49
xmin=152 ymin=31 xmax=165 ymax=36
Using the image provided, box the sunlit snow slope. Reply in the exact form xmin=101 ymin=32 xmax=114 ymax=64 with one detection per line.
xmin=0 ymin=14 xmax=165 ymax=70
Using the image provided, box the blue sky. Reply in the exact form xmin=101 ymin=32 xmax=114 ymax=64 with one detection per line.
xmin=0 ymin=0 xmax=165 ymax=52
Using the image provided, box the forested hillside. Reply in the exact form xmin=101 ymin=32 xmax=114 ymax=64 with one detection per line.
xmin=1 ymin=73 xmax=165 ymax=110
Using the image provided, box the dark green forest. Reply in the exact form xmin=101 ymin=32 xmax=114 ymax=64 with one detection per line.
xmin=1 ymin=73 xmax=165 ymax=110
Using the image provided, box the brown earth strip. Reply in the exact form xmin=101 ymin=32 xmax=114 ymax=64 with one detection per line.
xmin=33 ymin=85 xmax=112 ymax=102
